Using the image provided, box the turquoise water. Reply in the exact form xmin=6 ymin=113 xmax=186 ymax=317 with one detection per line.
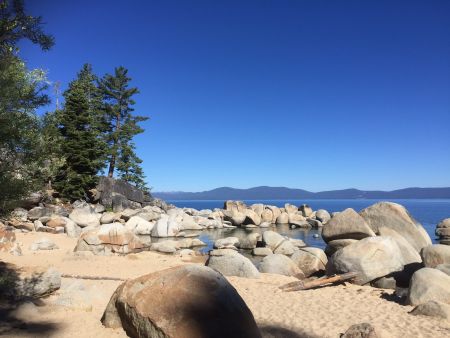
xmin=167 ymin=199 xmax=450 ymax=250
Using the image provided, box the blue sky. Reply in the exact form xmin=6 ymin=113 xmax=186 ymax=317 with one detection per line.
xmin=22 ymin=0 xmax=450 ymax=192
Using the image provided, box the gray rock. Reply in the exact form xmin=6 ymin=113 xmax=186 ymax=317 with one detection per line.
xmin=360 ymin=202 xmax=431 ymax=252
xmin=69 ymin=202 xmax=100 ymax=227
xmin=125 ymin=216 xmax=155 ymax=235
xmin=97 ymin=176 xmax=145 ymax=208
xmin=63 ymin=217 xmax=82 ymax=238
xmin=206 ymin=252 xmax=260 ymax=278
xmin=214 ymin=237 xmax=240 ymax=249
xmin=410 ymin=300 xmax=450 ymax=320
xmin=306 ymin=218 xmax=322 ymax=228
xmin=252 ymin=247 xmax=273 ymax=256
xmin=407 ymin=267 xmax=450 ymax=306
xmin=325 ymin=239 xmax=358 ymax=256
xmin=100 ymin=211 xmax=117 ymax=224
xmin=284 ymin=203 xmax=298 ymax=214
xmin=315 ymin=209 xmax=331 ymax=224
xmin=322 ymin=208 xmax=375 ymax=242
xmin=94 ymin=204 xmax=105 ymax=213
xmin=330 ymin=236 xmax=404 ymax=285
xmin=378 ymin=227 xmax=422 ymax=265
xmin=151 ymin=216 xmax=181 ymax=237
xmin=421 ymin=244 xmax=450 ymax=268
xmin=341 ymin=323 xmax=382 ymax=338
xmin=74 ymin=223 xmax=145 ymax=255
xmin=291 ymin=247 xmax=327 ymax=277
xmin=371 ymin=277 xmax=397 ymax=290
xmin=299 ymin=204 xmax=313 ymax=217
xmin=223 ymin=200 xmax=247 ymax=213
xmin=15 ymin=267 xmax=61 ymax=299
xmin=101 ymin=265 xmax=261 ymax=338
xmin=261 ymin=231 xmax=296 ymax=255
xmin=11 ymin=208 xmax=28 ymax=222
xmin=27 ymin=206 xmax=52 ymax=221
xmin=258 ymin=254 xmax=304 ymax=277
xmin=238 ymin=233 xmax=261 ymax=249
xmin=243 ymin=209 xmax=261 ymax=226
xmin=436 ymin=264 xmax=450 ymax=276
xmin=151 ymin=240 xmax=177 ymax=253
xmin=276 ymin=212 xmax=289 ymax=224
xmin=30 ymin=237 xmax=59 ymax=251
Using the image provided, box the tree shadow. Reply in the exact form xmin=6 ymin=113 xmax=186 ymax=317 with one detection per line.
xmin=0 ymin=261 xmax=60 ymax=337
xmin=259 ymin=324 xmax=321 ymax=338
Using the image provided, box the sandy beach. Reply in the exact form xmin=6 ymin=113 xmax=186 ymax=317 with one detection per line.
xmin=1 ymin=232 xmax=449 ymax=338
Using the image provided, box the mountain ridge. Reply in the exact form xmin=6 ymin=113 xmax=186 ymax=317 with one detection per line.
xmin=153 ymin=186 xmax=450 ymax=200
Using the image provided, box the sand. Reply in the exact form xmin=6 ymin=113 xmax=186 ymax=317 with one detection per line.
xmin=1 ymin=232 xmax=449 ymax=338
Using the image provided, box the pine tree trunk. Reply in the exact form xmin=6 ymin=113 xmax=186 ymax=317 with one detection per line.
xmin=108 ymin=110 xmax=121 ymax=177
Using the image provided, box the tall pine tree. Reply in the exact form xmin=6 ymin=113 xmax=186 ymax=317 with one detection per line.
xmin=54 ymin=64 xmax=105 ymax=200
xmin=99 ymin=66 xmax=148 ymax=188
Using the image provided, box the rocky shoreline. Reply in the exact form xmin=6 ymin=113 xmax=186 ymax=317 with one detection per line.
xmin=1 ymin=197 xmax=450 ymax=337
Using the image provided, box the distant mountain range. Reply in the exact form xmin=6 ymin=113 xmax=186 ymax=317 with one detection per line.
xmin=153 ymin=186 xmax=450 ymax=200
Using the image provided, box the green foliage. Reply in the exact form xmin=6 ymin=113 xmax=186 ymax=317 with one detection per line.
xmin=99 ymin=66 xmax=149 ymax=189
xmin=53 ymin=64 xmax=106 ymax=200
xmin=0 ymin=0 xmax=54 ymax=54
xmin=0 ymin=54 xmax=50 ymax=213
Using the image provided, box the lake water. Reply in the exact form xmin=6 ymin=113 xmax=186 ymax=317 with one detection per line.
xmin=167 ymin=199 xmax=450 ymax=252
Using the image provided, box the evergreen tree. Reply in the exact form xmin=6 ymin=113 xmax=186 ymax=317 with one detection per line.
xmin=39 ymin=110 xmax=65 ymax=189
xmin=54 ymin=64 xmax=105 ymax=200
xmin=99 ymin=66 xmax=148 ymax=188
xmin=0 ymin=0 xmax=54 ymax=53
xmin=0 ymin=0 xmax=53 ymax=213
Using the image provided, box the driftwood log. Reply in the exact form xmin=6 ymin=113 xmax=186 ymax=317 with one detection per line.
xmin=280 ymin=272 xmax=359 ymax=292
xmin=61 ymin=273 xmax=126 ymax=281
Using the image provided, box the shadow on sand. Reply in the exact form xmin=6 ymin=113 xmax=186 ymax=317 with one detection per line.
xmin=0 ymin=261 xmax=60 ymax=337
xmin=259 ymin=324 xmax=322 ymax=338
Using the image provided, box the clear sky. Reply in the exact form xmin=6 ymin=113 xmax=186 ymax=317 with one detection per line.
xmin=22 ymin=0 xmax=450 ymax=192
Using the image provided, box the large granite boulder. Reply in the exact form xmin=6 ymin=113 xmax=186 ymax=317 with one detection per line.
xmin=238 ymin=233 xmax=261 ymax=249
xmin=151 ymin=216 xmax=181 ymax=237
xmin=258 ymin=254 xmax=304 ymax=277
xmin=436 ymin=218 xmax=450 ymax=245
xmin=27 ymin=206 xmax=53 ymax=221
xmin=214 ymin=237 xmax=240 ymax=249
xmin=206 ymin=251 xmax=259 ymax=278
xmin=1 ymin=265 xmax=61 ymax=299
xmin=324 ymin=239 xmax=357 ymax=256
xmin=378 ymin=227 xmax=422 ymax=265
xmin=101 ymin=265 xmax=261 ymax=338
xmin=69 ymin=202 xmax=100 ymax=228
xmin=262 ymin=230 xmax=295 ymax=255
xmin=410 ymin=300 xmax=450 ymax=321
xmin=243 ymin=209 xmax=261 ymax=226
xmin=322 ymin=208 xmax=375 ymax=242
xmin=276 ymin=212 xmax=289 ymax=224
xmin=125 ymin=216 xmax=155 ymax=235
xmin=74 ymin=223 xmax=145 ymax=255
xmin=284 ymin=203 xmax=298 ymax=214
xmin=291 ymin=247 xmax=327 ymax=277
xmin=97 ymin=176 xmax=145 ymax=210
xmin=265 ymin=206 xmax=281 ymax=223
xmin=223 ymin=200 xmax=247 ymax=213
xmin=408 ymin=268 xmax=450 ymax=306
xmin=421 ymin=244 xmax=450 ymax=268
xmin=315 ymin=209 xmax=331 ymax=224
xmin=299 ymin=204 xmax=313 ymax=217
xmin=330 ymin=236 xmax=404 ymax=285
xmin=360 ymin=202 xmax=431 ymax=252
xmin=30 ymin=237 xmax=59 ymax=251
